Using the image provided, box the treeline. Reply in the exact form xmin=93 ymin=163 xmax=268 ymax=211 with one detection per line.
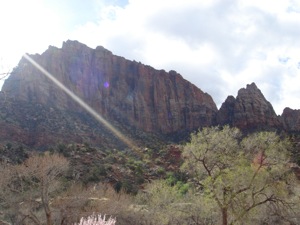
xmin=1 ymin=126 xmax=300 ymax=225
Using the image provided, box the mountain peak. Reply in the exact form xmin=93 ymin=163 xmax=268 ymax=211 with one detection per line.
xmin=247 ymin=82 xmax=258 ymax=89
xmin=61 ymin=40 xmax=112 ymax=55
xmin=281 ymin=107 xmax=300 ymax=132
xmin=62 ymin=39 xmax=90 ymax=49
xmin=238 ymin=82 xmax=262 ymax=97
xmin=217 ymin=83 xmax=281 ymax=131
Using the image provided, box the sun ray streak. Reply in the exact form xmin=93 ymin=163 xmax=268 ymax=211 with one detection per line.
xmin=23 ymin=53 xmax=137 ymax=150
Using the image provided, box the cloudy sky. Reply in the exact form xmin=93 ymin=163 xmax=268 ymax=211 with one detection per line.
xmin=0 ymin=0 xmax=300 ymax=114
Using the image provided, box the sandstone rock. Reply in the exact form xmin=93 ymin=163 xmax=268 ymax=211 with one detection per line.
xmin=216 ymin=95 xmax=235 ymax=126
xmin=217 ymin=83 xmax=282 ymax=131
xmin=4 ymin=40 xmax=300 ymax=150
xmin=1 ymin=40 xmax=217 ymax=148
xmin=281 ymin=107 xmax=300 ymax=132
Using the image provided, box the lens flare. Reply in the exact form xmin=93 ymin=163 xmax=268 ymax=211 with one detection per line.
xmin=104 ymin=81 xmax=109 ymax=88
xmin=23 ymin=54 xmax=137 ymax=150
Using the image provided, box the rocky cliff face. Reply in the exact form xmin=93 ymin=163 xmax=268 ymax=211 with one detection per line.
xmin=281 ymin=108 xmax=300 ymax=132
xmin=1 ymin=40 xmax=300 ymax=149
xmin=217 ymin=83 xmax=282 ymax=131
xmin=1 ymin=40 xmax=217 ymax=148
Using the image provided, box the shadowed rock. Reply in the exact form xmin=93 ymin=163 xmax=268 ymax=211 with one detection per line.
xmin=217 ymin=83 xmax=282 ymax=131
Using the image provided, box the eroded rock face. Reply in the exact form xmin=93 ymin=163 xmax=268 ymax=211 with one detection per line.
xmin=217 ymin=83 xmax=282 ymax=131
xmin=281 ymin=108 xmax=300 ymax=132
xmin=2 ymin=40 xmax=217 ymax=135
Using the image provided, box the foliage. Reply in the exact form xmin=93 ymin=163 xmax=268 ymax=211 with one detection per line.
xmin=0 ymin=152 xmax=69 ymax=225
xmin=166 ymin=171 xmax=190 ymax=195
xmin=134 ymin=180 xmax=186 ymax=224
xmin=0 ymin=143 xmax=28 ymax=164
xmin=181 ymin=126 xmax=300 ymax=225
xmin=133 ymin=179 xmax=218 ymax=224
xmin=52 ymin=183 xmax=132 ymax=225
xmin=1 ymin=128 xmax=300 ymax=224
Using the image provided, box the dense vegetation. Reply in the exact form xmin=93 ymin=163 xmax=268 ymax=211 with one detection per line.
xmin=1 ymin=126 xmax=300 ymax=225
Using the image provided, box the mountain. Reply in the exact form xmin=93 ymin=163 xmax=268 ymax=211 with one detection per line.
xmin=282 ymin=108 xmax=300 ymax=132
xmin=0 ymin=40 xmax=299 ymax=150
xmin=1 ymin=40 xmax=217 ymax=149
xmin=216 ymin=83 xmax=282 ymax=131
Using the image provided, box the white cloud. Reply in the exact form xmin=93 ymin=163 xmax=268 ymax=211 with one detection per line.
xmin=0 ymin=0 xmax=70 ymax=66
xmin=1 ymin=0 xmax=300 ymax=114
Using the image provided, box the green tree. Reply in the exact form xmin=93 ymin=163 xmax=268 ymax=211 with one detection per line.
xmin=134 ymin=180 xmax=187 ymax=224
xmin=134 ymin=179 xmax=218 ymax=225
xmin=181 ymin=126 xmax=299 ymax=225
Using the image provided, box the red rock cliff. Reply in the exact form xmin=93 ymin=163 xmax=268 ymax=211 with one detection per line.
xmin=217 ymin=83 xmax=282 ymax=131
xmin=281 ymin=108 xmax=300 ymax=132
xmin=3 ymin=40 xmax=217 ymax=134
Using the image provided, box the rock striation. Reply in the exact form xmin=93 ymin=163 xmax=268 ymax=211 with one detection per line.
xmin=217 ymin=83 xmax=282 ymax=131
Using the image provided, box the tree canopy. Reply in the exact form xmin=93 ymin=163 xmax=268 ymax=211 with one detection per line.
xmin=181 ymin=126 xmax=299 ymax=225
xmin=0 ymin=152 xmax=69 ymax=225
